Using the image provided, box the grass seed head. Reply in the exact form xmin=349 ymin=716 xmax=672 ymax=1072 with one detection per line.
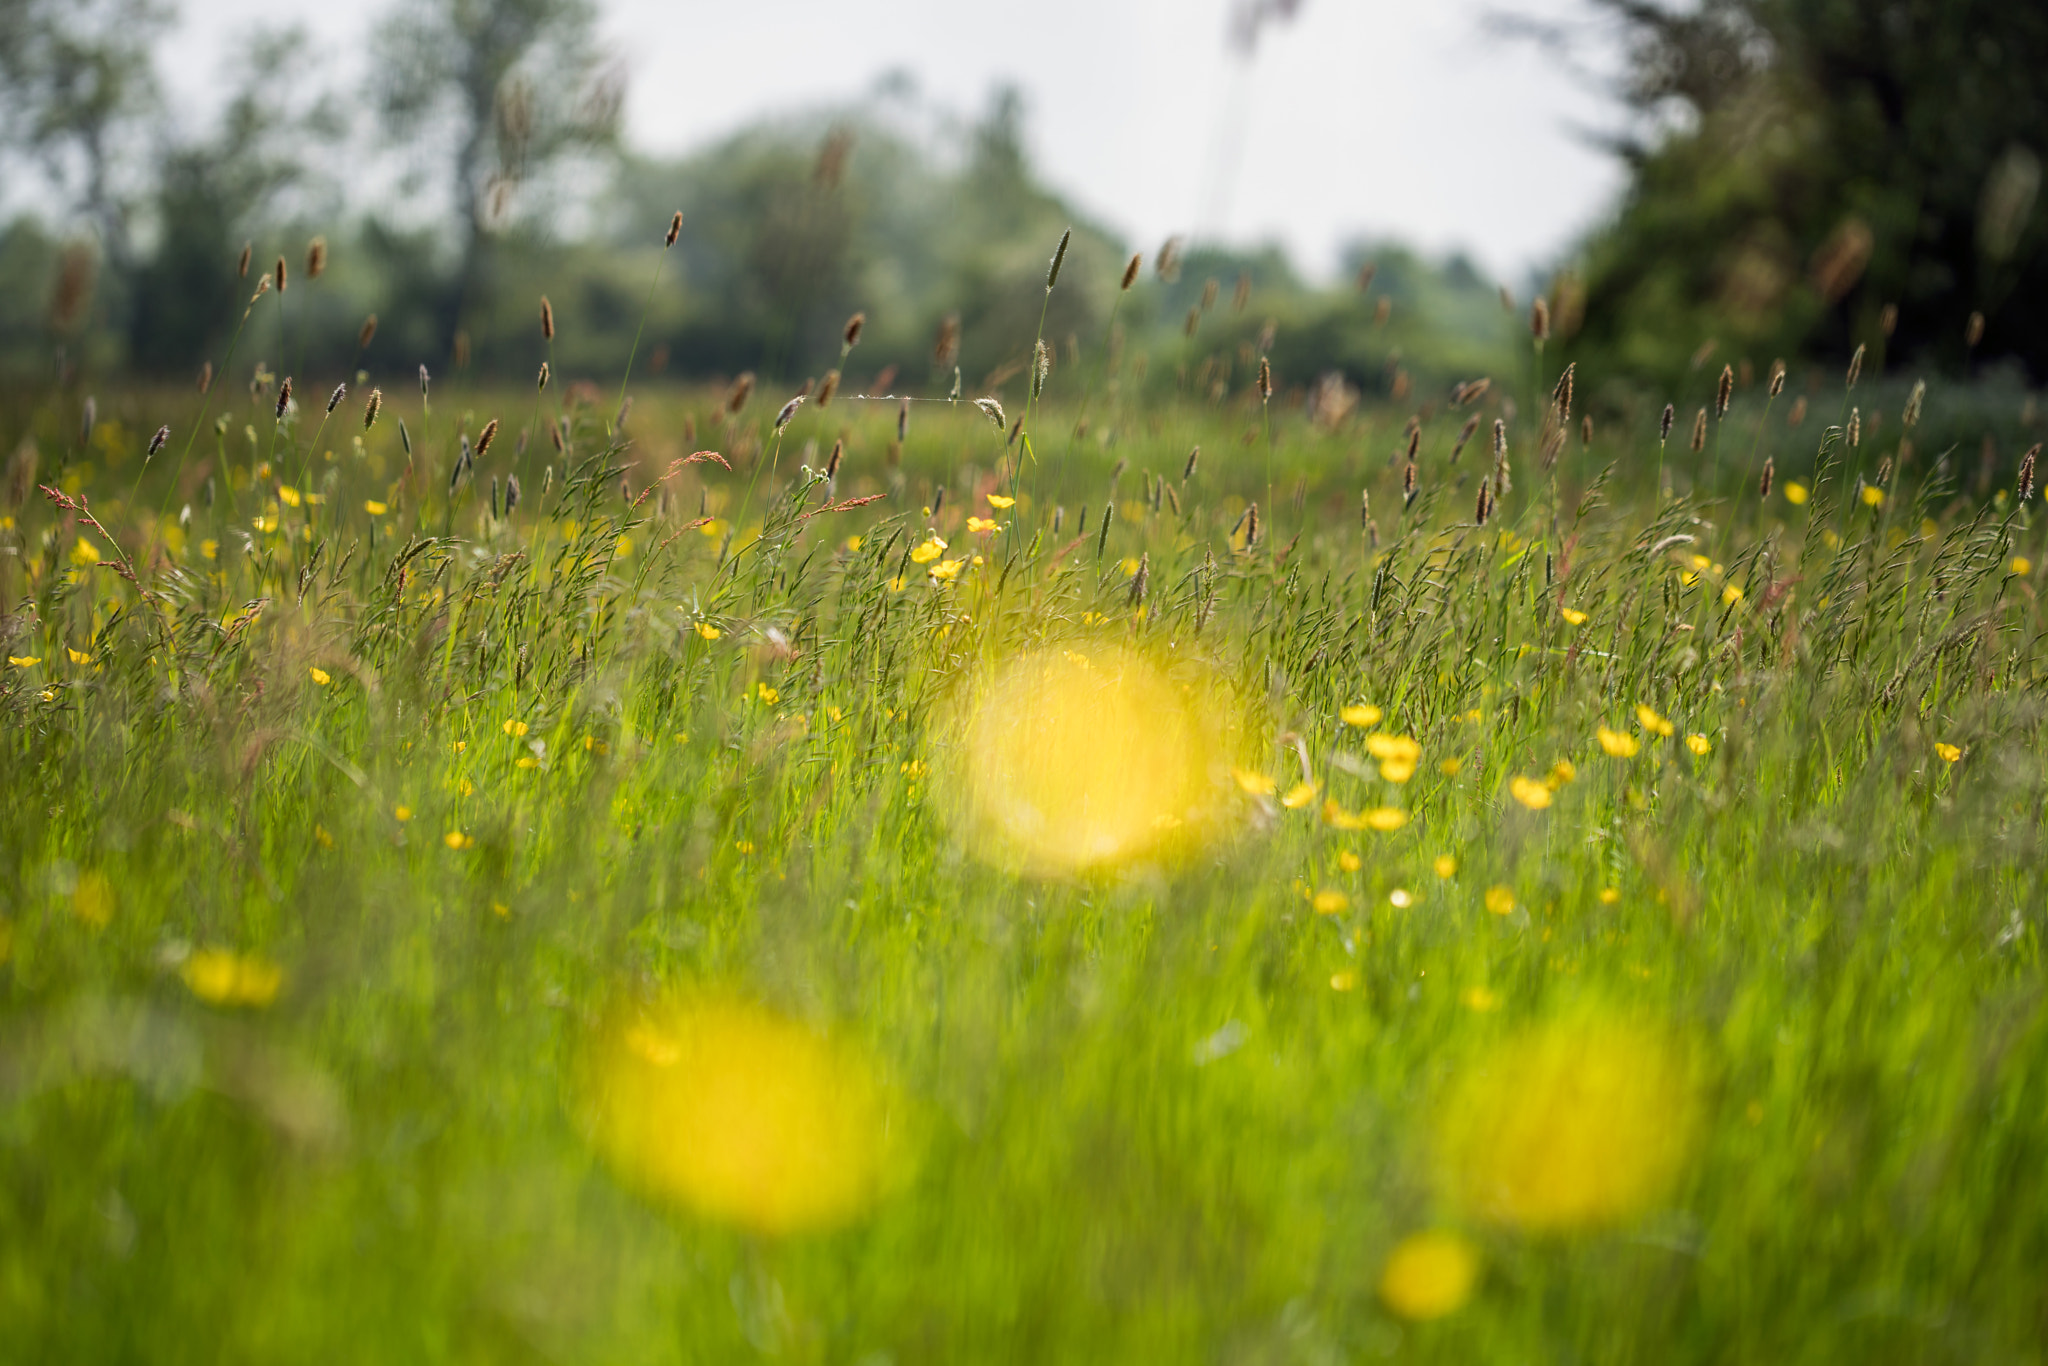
xmin=1966 ymin=311 xmax=1985 ymax=348
xmin=1121 ymin=253 xmax=1141 ymax=290
xmin=1846 ymin=343 xmax=1865 ymax=389
xmin=1690 ymin=407 xmax=1707 ymax=452
xmin=1715 ymin=363 xmax=1733 ymax=417
xmin=1880 ymin=302 xmax=1898 ymax=336
xmin=1531 ymin=296 xmax=1550 ymax=339
xmin=817 ymin=370 xmax=840 ymax=407
xmin=364 ymin=389 xmax=383 ymax=431
xmin=541 ymin=295 xmax=554 ymax=340
xmin=306 ymin=236 xmax=327 ymax=279
xmin=327 ymin=382 xmax=346 ymax=414
xmin=897 ymin=397 xmax=909 ymax=442
xmin=1046 ymin=227 xmax=1071 ymax=291
xmin=727 ymin=372 xmax=754 ymax=414
xmin=198 ymin=361 xmax=213 ymax=394
xmin=1183 ymin=445 xmax=1200 ymax=481
xmin=148 ymin=425 xmax=168 ymax=457
xmin=275 ymin=377 xmax=293 ymax=420
xmin=537 ymin=361 xmax=549 ymax=391
xmin=775 ymin=395 xmax=804 ymax=432
xmin=843 ymin=312 xmax=865 ymax=349
xmin=1768 ymin=358 xmax=1786 ymax=396
xmin=825 ymin=439 xmax=842 ymax=480
xmin=665 ymin=210 xmax=682 ymax=248
xmin=274 ymin=255 xmax=287 ymax=292
xmin=1759 ymin=455 xmax=1774 ymax=498
xmin=476 ymin=418 xmax=499 ymax=458
xmin=358 ymin=314 xmax=378 ymax=349
xmin=236 ymin=242 xmax=252 ymax=278
xmin=2018 ymin=445 xmax=2038 ymax=502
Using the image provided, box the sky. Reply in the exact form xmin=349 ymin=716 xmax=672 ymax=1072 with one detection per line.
xmin=157 ymin=0 xmax=1627 ymax=285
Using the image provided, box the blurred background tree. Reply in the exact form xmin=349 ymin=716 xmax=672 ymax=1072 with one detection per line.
xmin=1529 ymin=0 xmax=2048 ymax=387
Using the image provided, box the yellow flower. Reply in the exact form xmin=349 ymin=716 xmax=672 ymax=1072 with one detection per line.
xmin=503 ymin=718 xmax=529 ymax=736
xmin=1433 ymin=854 xmax=1458 ymax=879
xmin=8 ymin=656 xmax=39 ymax=668
xmin=394 ymin=805 xmax=413 ymax=822
xmin=251 ymin=515 xmax=278 ymax=533
xmin=1685 ymin=733 xmax=1712 ymax=755
xmin=1783 ymin=480 xmax=1809 ymax=505
xmin=1438 ymin=756 xmax=1464 ymax=777
xmin=887 ymin=576 xmax=907 ymax=592
xmin=365 ymin=499 xmax=388 ymax=516
xmin=966 ymin=516 xmax=999 ymax=533
xmin=735 ymin=839 xmax=755 ymax=855
xmin=1462 ymin=986 xmax=1501 ymax=1013
xmin=1340 ymin=703 xmax=1383 ymax=728
xmin=1560 ymin=607 xmax=1588 ymax=625
xmin=516 ymin=755 xmax=540 ymax=769
xmin=309 ymin=666 xmax=331 ymax=685
xmin=1379 ymin=759 xmax=1416 ymax=784
xmin=1935 ymin=742 xmax=1961 ymax=763
xmin=1597 ymin=725 xmax=1640 ymax=758
xmin=1598 ymin=887 xmax=1622 ymax=905
xmin=1232 ymin=768 xmax=1276 ymax=796
xmin=1281 ymin=780 xmax=1320 ymax=810
xmin=909 ymin=535 xmax=947 ymax=564
xmin=492 ymin=901 xmax=511 ymax=918
xmin=900 ymin=760 xmax=928 ymax=779
xmin=2011 ymin=557 xmax=2032 ymax=576
xmin=1312 ymin=889 xmax=1350 ymax=915
xmin=1721 ymin=583 xmax=1744 ymax=605
xmin=986 ymin=493 xmax=1015 ymax=509
xmin=37 ymin=687 xmax=56 ymax=702
xmin=844 ymin=535 xmax=863 ymax=552
xmin=757 ymin=683 xmax=780 ymax=706
xmin=581 ymin=994 xmax=903 ymax=1235
xmin=1509 ymin=776 xmax=1552 ymax=810
xmin=69 ymin=537 xmax=101 ymax=567
xmin=1379 ymin=1231 xmax=1480 ymax=1321
xmin=613 ymin=534 xmax=634 ymax=559
xmin=72 ymin=871 xmax=115 ymax=927
xmin=1484 ymin=885 xmax=1516 ymax=915
xmin=67 ymin=647 xmax=92 ymax=666
xmin=1434 ymin=1015 xmax=1700 ymax=1231
xmin=1365 ymin=734 xmax=1421 ymax=764
xmin=1635 ymin=704 xmax=1674 ymax=737
xmin=695 ymin=621 xmax=721 ymax=641
xmin=1689 ymin=553 xmax=1711 ymax=571
xmin=181 ymin=948 xmax=284 ymax=1008
xmin=458 ymin=778 xmax=474 ymax=797
xmin=1338 ymin=849 xmax=1362 ymax=872
xmin=1321 ymin=798 xmax=1370 ymax=831
xmin=451 ymin=740 xmax=468 ymax=753
xmin=443 ymin=830 xmax=475 ymax=850
xmin=1330 ymin=971 xmax=1357 ymax=992
xmin=1547 ymin=759 xmax=1577 ymax=788
xmin=1365 ymin=806 xmax=1407 ymax=832
xmin=277 ymin=484 xmax=302 ymax=508
xmin=1861 ymin=484 xmax=1885 ymax=506
xmin=928 ymin=557 xmax=964 ymax=581
xmin=201 ymin=539 xmax=219 ymax=560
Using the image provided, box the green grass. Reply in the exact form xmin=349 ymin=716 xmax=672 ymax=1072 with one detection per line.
xmin=2 ymin=330 xmax=2047 ymax=1364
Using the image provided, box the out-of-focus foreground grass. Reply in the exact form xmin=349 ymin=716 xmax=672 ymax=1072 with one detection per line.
xmin=2 ymin=333 xmax=2047 ymax=1363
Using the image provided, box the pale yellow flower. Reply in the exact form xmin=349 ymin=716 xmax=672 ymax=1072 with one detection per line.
xmin=181 ymin=948 xmax=284 ymax=1008
xmin=1380 ymin=1232 xmax=1478 ymax=1321
xmin=1721 ymin=583 xmax=1744 ymax=605
xmin=69 ymin=538 xmax=101 ymax=566
xmin=1685 ymin=733 xmax=1712 ymax=755
xmin=1280 ymin=780 xmax=1319 ymax=810
xmin=1433 ymin=854 xmax=1458 ymax=879
xmin=986 ymin=494 xmax=1015 ymax=509
xmin=1635 ymin=704 xmax=1674 ymax=737
xmin=1484 ymin=885 xmax=1516 ymax=915
xmin=1560 ymin=607 xmax=1588 ymax=626
xmin=1783 ymin=480 xmax=1809 ymax=505
xmin=1233 ymin=768 xmax=1277 ymax=796
xmin=1509 ymin=776 xmax=1552 ymax=810
xmin=909 ymin=535 xmax=947 ymax=564
xmin=1312 ymin=889 xmax=1349 ymax=915
xmin=1861 ymin=484 xmax=1885 ymax=506
xmin=1340 ymin=703 xmax=1382 ymax=728
xmin=1597 ymin=725 xmax=1639 ymax=757
xmin=695 ymin=621 xmax=721 ymax=640
xmin=365 ymin=499 xmax=388 ymax=516
xmin=1338 ymin=849 xmax=1362 ymax=872
xmin=1365 ymin=734 xmax=1421 ymax=764
xmin=277 ymin=485 xmax=301 ymax=508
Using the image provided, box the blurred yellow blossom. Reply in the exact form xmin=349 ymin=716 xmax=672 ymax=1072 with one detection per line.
xmin=1597 ymin=725 xmax=1639 ymax=757
xmin=181 ymin=949 xmax=284 ymax=1008
xmin=1338 ymin=850 xmax=1362 ymax=872
xmin=1281 ymin=781 xmax=1320 ymax=810
xmin=1509 ymin=776 xmax=1552 ymax=810
xmin=1233 ymin=768 xmax=1276 ymax=796
xmin=1340 ymin=703 xmax=1383 ymax=728
xmin=8 ymin=656 xmax=38 ymax=668
xmin=1434 ymin=854 xmax=1458 ymax=878
xmin=986 ymin=494 xmax=1015 ymax=509
xmin=72 ymin=871 xmax=115 ymax=927
xmin=1312 ymin=889 xmax=1349 ymax=915
xmin=364 ymin=499 xmax=388 ymax=516
xmin=503 ymin=718 xmax=529 ymax=736
xmin=1380 ymin=1231 xmax=1480 ymax=1321
xmin=1783 ymin=480 xmax=1809 ymax=505
xmin=1721 ymin=584 xmax=1744 ymax=605
xmin=965 ymin=516 xmax=999 ymax=533
xmin=1935 ymin=742 xmax=1962 ymax=763
xmin=69 ymin=538 xmax=100 ymax=566
xmin=1635 ymin=704 xmax=1674 ymax=737
xmin=309 ymin=666 xmax=331 ymax=685
xmin=1685 ymin=734 xmax=1712 ymax=755
xmin=1560 ymin=607 xmax=1588 ymax=626
xmin=1861 ymin=484 xmax=1885 ymax=506
xmin=1484 ymin=886 xmax=1516 ymax=915
xmin=695 ymin=621 xmax=721 ymax=640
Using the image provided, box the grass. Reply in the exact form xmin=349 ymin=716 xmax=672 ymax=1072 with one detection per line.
xmin=2 ymin=275 xmax=2047 ymax=1364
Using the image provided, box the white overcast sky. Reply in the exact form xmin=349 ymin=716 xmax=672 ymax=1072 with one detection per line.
xmin=159 ymin=0 xmax=1625 ymax=285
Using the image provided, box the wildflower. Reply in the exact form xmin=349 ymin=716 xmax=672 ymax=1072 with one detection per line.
xmin=503 ymin=719 xmax=529 ymax=736
xmin=1484 ymin=886 xmax=1516 ymax=915
xmin=181 ymin=949 xmax=284 ymax=1008
xmin=909 ymin=535 xmax=947 ymax=564
xmin=277 ymin=484 xmax=301 ymax=508
xmin=580 ymin=994 xmax=901 ymax=1235
xmin=443 ymin=830 xmax=476 ymax=850
xmin=757 ymin=683 xmax=779 ymax=706
xmin=1462 ymin=986 xmax=1501 ymax=1013
xmin=1721 ymin=584 xmax=1744 ymax=605
xmin=516 ymin=756 xmax=540 ymax=769
xmin=1281 ymin=781 xmax=1320 ymax=810
xmin=1784 ymin=480 xmax=1809 ymax=505
xmin=201 ymin=540 xmax=218 ymax=559
xmin=986 ymin=494 xmax=1015 ymax=509
xmin=614 ymin=535 xmax=634 ymax=559
xmin=966 ymin=516 xmax=999 ymax=534
xmin=1434 ymin=854 xmax=1457 ymax=878
xmin=1635 ymin=704 xmax=1675 ymax=737
xmin=1597 ymin=725 xmax=1639 ymax=758
xmin=1861 ymin=484 xmax=1885 ymax=506
xmin=1434 ymin=1015 xmax=1700 ymax=1230
xmin=928 ymin=558 xmax=965 ymax=582
xmin=2011 ymin=557 xmax=2032 ymax=575
xmin=1313 ymin=889 xmax=1349 ymax=915
xmin=1598 ymin=887 xmax=1622 ymax=904
xmin=314 ymin=826 xmax=335 ymax=849
xmin=1439 ymin=757 xmax=1464 ymax=776
xmin=365 ymin=499 xmax=388 ymax=516
xmin=1365 ymin=734 xmax=1421 ymax=764
xmin=1340 ymin=703 xmax=1383 ymax=728
xmin=1379 ymin=759 xmax=1417 ymax=784
xmin=1548 ymin=759 xmax=1577 ymax=788
xmin=1509 ymin=776 xmax=1552 ymax=810
xmin=67 ymin=647 xmax=92 ymax=666
xmin=1330 ymin=972 xmax=1358 ymax=992
xmin=1365 ymin=807 xmax=1407 ymax=832
xmin=394 ymin=805 xmax=412 ymax=821
xmin=1560 ymin=607 xmax=1588 ymax=625
xmin=1935 ymin=742 xmax=1962 ymax=763
xmin=1338 ymin=850 xmax=1362 ymax=872
xmin=9 ymin=656 xmax=38 ymax=667
xmin=1685 ymin=734 xmax=1712 ymax=756
xmin=70 ymin=538 xmax=100 ymax=567
xmin=309 ymin=666 xmax=331 ymax=685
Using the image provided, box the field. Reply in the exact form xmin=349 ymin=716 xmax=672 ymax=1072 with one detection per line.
xmin=4 ymin=262 xmax=2048 ymax=1363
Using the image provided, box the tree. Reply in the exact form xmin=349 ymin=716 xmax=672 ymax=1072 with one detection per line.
xmin=370 ymin=0 xmax=623 ymax=360
xmin=0 ymin=0 xmax=170 ymax=271
xmin=1536 ymin=0 xmax=2048 ymax=383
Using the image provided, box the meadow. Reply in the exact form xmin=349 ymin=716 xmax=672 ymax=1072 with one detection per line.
xmin=3 ymin=233 xmax=2048 ymax=1364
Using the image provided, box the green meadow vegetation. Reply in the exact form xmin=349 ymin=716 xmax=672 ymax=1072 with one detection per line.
xmin=3 ymin=219 xmax=2048 ymax=1363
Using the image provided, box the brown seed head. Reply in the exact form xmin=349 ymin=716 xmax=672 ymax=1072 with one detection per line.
xmin=1759 ymin=456 xmax=1774 ymax=499
xmin=1553 ymin=362 xmax=1576 ymax=420
xmin=364 ymin=388 xmax=383 ymax=431
xmin=1847 ymin=407 xmax=1861 ymax=448
xmin=1258 ymin=357 xmax=1272 ymax=401
xmin=1846 ymin=343 xmax=1865 ymax=389
xmin=1660 ymin=403 xmax=1675 ymax=444
xmin=276 ymin=376 xmax=293 ymax=419
xmin=2019 ymin=445 xmax=2038 ymax=502
xmin=327 ymin=382 xmax=346 ymax=414
xmin=1788 ymin=395 xmax=1807 ymax=427
xmin=1183 ymin=445 xmax=1200 ymax=481
xmin=149 ymin=425 xmax=169 ymax=457
xmin=1530 ymin=296 xmax=1550 ymax=340
xmin=359 ymin=314 xmax=378 ymax=350
xmin=1120 ymin=253 xmax=1141 ymax=290
xmin=476 ymin=418 xmax=499 ymax=458
xmin=1966 ymin=311 xmax=1986 ymax=348
xmin=666 ymin=211 xmax=683 ymax=248
xmin=1403 ymin=461 xmax=1417 ymax=504
xmin=198 ymin=362 xmax=213 ymax=394
xmin=1157 ymin=236 xmax=1183 ymax=282
xmin=1453 ymin=413 xmax=1480 ymax=461
xmin=1716 ymin=363 xmax=1733 ymax=417
xmin=843 ymin=312 xmax=865 ymax=349
xmin=1768 ymin=359 xmax=1786 ymax=396
xmin=1690 ymin=407 xmax=1707 ymax=452
xmin=274 ymin=255 xmax=287 ymax=292
xmin=1046 ymin=227 xmax=1071 ymax=291
xmin=727 ymin=372 xmax=755 ymax=414
xmin=537 ymin=361 xmax=550 ymax=391
xmin=1903 ymin=379 xmax=1925 ymax=429
xmin=825 ymin=440 xmax=843 ymax=481
xmin=817 ymin=370 xmax=840 ymax=408
xmin=1880 ymin=303 xmax=1898 ymax=337
xmin=897 ymin=397 xmax=909 ymax=443
xmin=306 ymin=236 xmax=327 ymax=280
xmin=775 ymin=395 xmax=804 ymax=432
xmin=540 ymin=296 xmax=554 ymax=340
xmin=237 ymin=242 xmax=252 ymax=278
